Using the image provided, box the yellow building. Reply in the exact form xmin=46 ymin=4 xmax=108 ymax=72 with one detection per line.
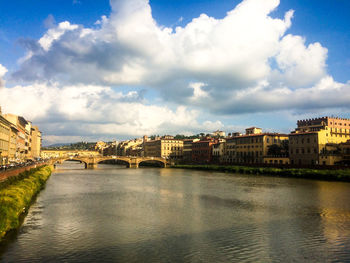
xmin=183 ymin=138 xmax=199 ymax=162
xmin=8 ymin=125 xmax=19 ymax=163
xmin=4 ymin=114 xmax=28 ymax=162
xmin=223 ymin=127 xmax=289 ymax=164
xmin=117 ymin=138 xmax=143 ymax=156
xmin=144 ymin=137 xmax=183 ymax=160
xmin=0 ymin=113 xmax=11 ymax=165
xmin=31 ymin=126 xmax=42 ymax=159
xmin=289 ymin=117 xmax=350 ymax=165
xmin=25 ymin=120 xmax=32 ymax=159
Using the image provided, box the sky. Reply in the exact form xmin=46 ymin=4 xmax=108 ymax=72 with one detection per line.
xmin=0 ymin=0 xmax=349 ymax=145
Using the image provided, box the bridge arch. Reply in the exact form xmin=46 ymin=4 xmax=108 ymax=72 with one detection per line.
xmin=54 ymin=158 xmax=89 ymax=168
xmin=138 ymin=158 xmax=166 ymax=168
xmin=96 ymin=158 xmax=131 ymax=167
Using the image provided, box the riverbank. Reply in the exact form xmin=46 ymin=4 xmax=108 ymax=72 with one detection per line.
xmin=0 ymin=166 xmax=52 ymax=241
xmin=0 ymin=162 xmax=48 ymax=183
xmin=171 ymin=164 xmax=350 ymax=182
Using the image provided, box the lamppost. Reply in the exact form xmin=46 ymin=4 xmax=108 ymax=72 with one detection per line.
xmin=0 ymin=150 xmax=2 ymax=165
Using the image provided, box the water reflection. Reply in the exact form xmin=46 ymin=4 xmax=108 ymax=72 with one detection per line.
xmin=1 ymin=162 xmax=350 ymax=262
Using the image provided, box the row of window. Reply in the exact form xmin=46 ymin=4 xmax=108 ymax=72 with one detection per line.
xmin=290 ymin=148 xmax=317 ymax=154
xmin=265 ymin=160 xmax=286 ymax=164
xmin=226 ymin=151 xmax=263 ymax=157
xmin=329 ymin=128 xmax=350 ymax=132
xmin=290 ymin=137 xmax=317 ymax=144
xmin=329 ymin=121 xmax=350 ymax=126
xmin=163 ymin=146 xmax=182 ymax=150
xmin=0 ymin=124 xmax=10 ymax=136
xmin=227 ymin=145 xmax=263 ymax=149
xmin=192 ymin=150 xmax=211 ymax=154
xmin=0 ymin=139 xmax=9 ymax=151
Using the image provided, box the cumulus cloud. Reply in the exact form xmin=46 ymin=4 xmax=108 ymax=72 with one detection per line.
xmin=1 ymin=0 xmax=350 ymax=143
xmin=14 ymin=0 xmax=295 ymax=88
xmin=11 ymin=0 xmax=346 ymax=116
xmin=208 ymin=76 xmax=350 ymax=114
xmin=0 ymin=82 xmax=223 ymax=143
xmin=0 ymin=64 xmax=7 ymax=87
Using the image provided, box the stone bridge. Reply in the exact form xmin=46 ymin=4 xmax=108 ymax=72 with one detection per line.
xmin=51 ymin=155 xmax=169 ymax=169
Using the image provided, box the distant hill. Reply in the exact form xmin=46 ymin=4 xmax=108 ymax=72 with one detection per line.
xmin=42 ymin=141 xmax=96 ymax=151
xmin=45 ymin=143 xmax=71 ymax=148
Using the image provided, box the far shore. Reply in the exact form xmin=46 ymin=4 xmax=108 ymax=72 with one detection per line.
xmin=171 ymin=164 xmax=350 ymax=182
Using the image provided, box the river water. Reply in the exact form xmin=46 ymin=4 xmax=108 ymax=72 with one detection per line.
xmin=1 ymin=161 xmax=350 ymax=262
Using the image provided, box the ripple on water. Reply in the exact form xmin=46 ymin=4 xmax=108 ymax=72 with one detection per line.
xmin=1 ymin=165 xmax=350 ymax=262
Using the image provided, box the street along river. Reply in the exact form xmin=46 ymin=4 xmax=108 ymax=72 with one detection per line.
xmin=1 ymin=161 xmax=350 ymax=262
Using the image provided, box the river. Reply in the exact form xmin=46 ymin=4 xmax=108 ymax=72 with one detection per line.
xmin=1 ymin=161 xmax=350 ymax=262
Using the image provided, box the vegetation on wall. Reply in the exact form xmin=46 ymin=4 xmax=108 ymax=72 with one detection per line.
xmin=171 ymin=164 xmax=350 ymax=182
xmin=0 ymin=166 xmax=52 ymax=241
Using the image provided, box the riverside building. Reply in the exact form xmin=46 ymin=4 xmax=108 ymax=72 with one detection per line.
xmin=223 ymin=127 xmax=289 ymax=164
xmin=144 ymin=136 xmax=183 ymax=160
xmin=191 ymin=138 xmax=218 ymax=164
xmin=182 ymin=138 xmax=199 ymax=163
xmin=0 ymin=108 xmax=42 ymax=163
xmin=31 ymin=126 xmax=42 ymax=159
xmin=0 ymin=111 xmax=11 ymax=165
xmin=289 ymin=117 xmax=350 ymax=165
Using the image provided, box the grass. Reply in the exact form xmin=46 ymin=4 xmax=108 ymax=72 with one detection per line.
xmin=171 ymin=164 xmax=350 ymax=182
xmin=0 ymin=166 xmax=52 ymax=241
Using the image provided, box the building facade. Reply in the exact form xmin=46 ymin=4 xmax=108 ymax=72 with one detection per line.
xmin=212 ymin=139 xmax=225 ymax=163
xmin=117 ymin=138 xmax=143 ymax=156
xmin=8 ymin=125 xmax=19 ymax=163
xmin=182 ymin=139 xmax=199 ymax=163
xmin=192 ymin=138 xmax=217 ymax=163
xmin=223 ymin=128 xmax=288 ymax=164
xmin=31 ymin=126 xmax=42 ymax=159
xmin=0 ymin=114 xmax=11 ymax=165
xmin=289 ymin=117 xmax=350 ymax=165
xmin=144 ymin=137 xmax=183 ymax=160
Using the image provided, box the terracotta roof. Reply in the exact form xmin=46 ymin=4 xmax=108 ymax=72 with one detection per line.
xmin=227 ymin=133 xmax=288 ymax=140
xmin=289 ymin=131 xmax=318 ymax=136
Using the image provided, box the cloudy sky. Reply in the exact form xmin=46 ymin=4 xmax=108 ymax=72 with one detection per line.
xmin=0 ymin=0 xmax=349 ymax=145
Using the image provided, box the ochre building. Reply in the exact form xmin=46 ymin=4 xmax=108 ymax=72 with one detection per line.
xmin=289 ymin=117 xmax=350 ymax=165
xmin=144 ymin=137 xmax=183 ymax=160
xmin=224 ymin=127 xmax=289 ymax=164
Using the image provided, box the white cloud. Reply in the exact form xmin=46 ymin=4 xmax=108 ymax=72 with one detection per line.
xmin=38 ymin=21 xmax=79 ymax=51
xmin=13 ymin=0 xmax=295 ymax=88
xmin=0 ymin=64 xmax=7 ymax=87
xmin=274 ymin=34 xmax=328 ymax=87
xmin=0 ymin=82 xmax=222 ymax=143
xmin=189 ymin=82 xmax=208 ymax=102
xmin=11 ymin=0 xmax=343 ymax=114
xmin=1 ymin=0 xmax=349 ymax=144
xmin=208 ymin=76 xmax=350 ymax=114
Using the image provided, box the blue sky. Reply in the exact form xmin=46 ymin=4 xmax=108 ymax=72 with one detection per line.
xmin=0 ymin=0 xmax=349 ymax=144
